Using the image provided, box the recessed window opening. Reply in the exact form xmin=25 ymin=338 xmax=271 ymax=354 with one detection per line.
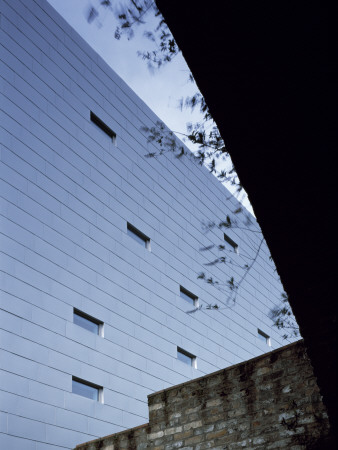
xmin=90 ymin=111 xmax=116 ymax=144
xmin=127 ymin=223 xmax=151 ymax=250
xmin=177 ymin=347 xmax=197 ymax=368
xmin=224 ymin=233 xmax=239 ymax=253
xmin=73 ymin=308 xmax=104 ymax=336
xmin=72 ymin=376 xmax=103 ymax=402
xmin=258 ymin=329 xmax=271 ymax=346
xmin=180 ymin=286 xmax=198 ymax=307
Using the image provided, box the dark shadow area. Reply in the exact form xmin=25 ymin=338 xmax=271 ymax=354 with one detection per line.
xmin=156 ymin=0 xmax=336 ymax=446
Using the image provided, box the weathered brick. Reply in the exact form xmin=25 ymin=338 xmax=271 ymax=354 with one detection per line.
xmin=183 ymin=420 xmax=203 ymax=431
xmin=186 ymin=435 xmax=205 ymax=445
xmin=164 ymin=426 xmax=183 ymax=436
xmin=164 ymin=440 xmax=183 ymax=449
xmin=76 ymin=341 xmax=330 ymax=450
xmin=149 ymin=402 xmax=165 ymax=412
xmin=173 ymin=430 xmax=193 ymax=440
xmin=148 ymin=430 xmax=164 ymax=440
xmin=206 ymin=429 xmax=228 ymax=440
xmin=205 ymin=398 xmax=222 ymax=408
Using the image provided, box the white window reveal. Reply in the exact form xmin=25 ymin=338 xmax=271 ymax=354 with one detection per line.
xmin=180 ymin=286 xmax=198 ymax=307
xmin=90 ymin=111 xmax=116 ymax=144
xmin=177 ymin=347 xmax=197 ymax=368
xmin=73 ymin=308 xmax=104 ymax=337
xmin=72 ymin=377 xmax=103 ymax=402
xmin=224 ymin=232 xmax=239 ymax=253
xmin=258 ymin=328 xmax=271 ymax=346
xmin=127 ymin=223 xmax=151 ymax=250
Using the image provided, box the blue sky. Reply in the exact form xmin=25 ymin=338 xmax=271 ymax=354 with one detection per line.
xmin=46 ymin=0 xmax=201 ymax=136
xmin=46 ymin=0 xmax=253 ymax=214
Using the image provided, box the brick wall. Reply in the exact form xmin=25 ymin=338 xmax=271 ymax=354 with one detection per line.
xmin=75 ymin=340 xmax=330 ymax=449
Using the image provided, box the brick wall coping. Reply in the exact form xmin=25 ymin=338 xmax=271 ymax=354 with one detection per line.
xmin=148 ymin=339 xmax=305 ymax=400
xmin=75 ymin=422 xmax=149 ymax=448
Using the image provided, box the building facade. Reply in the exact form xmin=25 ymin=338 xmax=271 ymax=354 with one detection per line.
xmin=0 ymin=0 xmax=295 ymax=448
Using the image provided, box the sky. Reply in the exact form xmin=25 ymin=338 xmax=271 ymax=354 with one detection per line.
xmin=46 ymin=0 xmax=253 ymax=214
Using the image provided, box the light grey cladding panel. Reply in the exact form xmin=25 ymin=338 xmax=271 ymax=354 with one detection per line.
xmin=7 ymin=413 xmax=46 ymax=443
xmin=0 ymin=390 xmax=56 ymax=426
xmin=0 ymin=433 xmax=37 ymax=450
xmin=0 ymin=412 xmax=8 ymax=433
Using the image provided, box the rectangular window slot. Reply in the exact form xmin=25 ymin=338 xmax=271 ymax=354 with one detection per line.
xmin=127 ymin=223 xmax=150 ymax=250
xmin=224 ymin=233 xmax=239 ymax=253
xmin=258 ymin=329 xmax=271 ymax=346
xmin=73 ymin=308 xmax=103 ymax=336
xmin=180 ymin=286 xmax=198 ymax=307
xmin=177 ymin=347 xmax=197 ymax=368
xmin=72 ymin=377 xmax=103 ymax=402
xmin=90 ymin=111 xmax=116 ymax=144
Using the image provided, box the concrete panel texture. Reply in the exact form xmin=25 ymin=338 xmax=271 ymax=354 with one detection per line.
xmin=0 ymin=0 xmax=297 ymax=448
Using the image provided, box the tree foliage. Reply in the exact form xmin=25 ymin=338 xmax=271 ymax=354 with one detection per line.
xmin=269 ymin=293 xmax=299 ymax=340
xmin=86 ymin=0 xmax=179 ymax=69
